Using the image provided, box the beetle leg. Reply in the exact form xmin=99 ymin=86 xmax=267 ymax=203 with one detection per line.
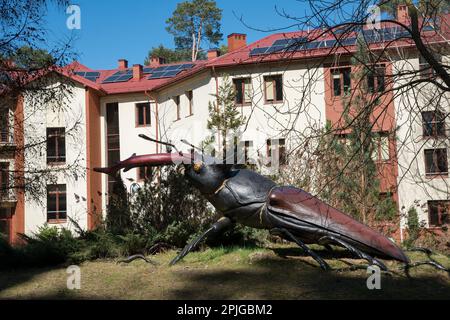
xmin=170 ymin=217 xmax=233 ymax=266
xmin=270 ymin=228 xmax=330 ymax=271
xmin=319 ymin=235 xmax=388 ymax=271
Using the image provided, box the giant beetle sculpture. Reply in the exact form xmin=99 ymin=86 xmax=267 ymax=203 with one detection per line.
xmin=96 ymin=136 xmax=448 ymax=272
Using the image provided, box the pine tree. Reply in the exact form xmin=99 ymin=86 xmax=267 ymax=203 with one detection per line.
xmin=205 ymin=76 xmax=246 ymax=163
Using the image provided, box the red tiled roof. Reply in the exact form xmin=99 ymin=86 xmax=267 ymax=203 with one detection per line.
xmin=58 ymin=16 xmax=449 ymax=95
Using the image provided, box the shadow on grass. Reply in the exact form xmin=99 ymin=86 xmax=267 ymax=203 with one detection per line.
xmin=165 ymin=256 xmax=450 ymax=300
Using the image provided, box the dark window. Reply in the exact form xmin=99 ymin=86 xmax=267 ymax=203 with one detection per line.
xmin=136 ymin=103 xmax=151 ymax=126
xmin=174 ymin=96 xmax=181 ymax=120
xmin=428 ymin=200 xmax=450 ymax=227
xmin=244 ymin=141 xmax=253 ymax=165
xmin=233 ymin=78 xmax=252 ymax=105
xmin=367 ymin=66 xmax=386 ymax=93
xmin=264 ymin=75 xmax=283 ymax=103
xmin=0 ymin=208 xmax=11 ymax=241
xmin=0 ymin=163 xmax=8 ymax=199
xmin=47 ymin=184 xmax=67 ymax=222
xmin=137 ymin=166 xmax=153 ymax=181
xmin=424 ymin=149 xmax=448 ymax=175
xmin=331 ymin=68 xmax=351 ymax=96
xmin=422 ymin=111 xmax=446 ymax=137
xmin=186 ymin=91 xmax=193 ymax=116
xmin=107 ymin=103 xmax=120 ymax=194
xmin=419 ymin=55 xmax=440 ymax=79
xmin=267 ymin=138 xmax=287 ymax=166
xmin=46 ymin=128 xmax=66 ymax=164
xmin=0 ymin=109 xmax=8 ymax=143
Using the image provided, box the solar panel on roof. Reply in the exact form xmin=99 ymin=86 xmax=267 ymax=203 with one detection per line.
xmin=75 ymin=71 xmax=100 ymax=82
xmin=143 ymin=67 xmax=154 ymax=74
xmin=249 ymin=47 xmax=270 ymax=56
xmin=103 ymin=69 xmax=133 ymax=83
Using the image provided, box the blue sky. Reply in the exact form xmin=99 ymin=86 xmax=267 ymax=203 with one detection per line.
xmin=45 ymin=0 xmax=310 ymax=70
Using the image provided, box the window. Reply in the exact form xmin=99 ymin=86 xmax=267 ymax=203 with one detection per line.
xmin=0 ymin=163 xmax=8 ymax=199
xmin=428 ymin=200 xmax=450 ymax=227
xmin=46 ymin=128 xmax=66 ymax=164
xmin=244 ymin=141 xmax=253 ymax=165
xmin=233 ymin=78 xmax=252 ymax=106
xmin=0 ymin=208 xmax=11 ymax=241
xmin=186 ymin=91 xmax=193 ymax=116
xmin=367 ymin=66 xmax=386 ymax=93
xmin=107 ymin=103 xmax=120 ymax=194
xmin=372 ymin=133 xmax=390 ymax=162
xmin=47 ymin=184 xmax=67 ymax=223
xmin=422 ymin=111 xmax=446 ymax=137
xmin=136 ymin=103 xmax=151 ymax=127
xmin=137 ymin=166 xmax=153 ymax=182
xmin=264 ymin=75 xmax=283 ymax=103
xmin=424 ymin=149 xmax=448 ymax=175
xmin=419 ymin=55 xmax=440 ymax=79
xmin=174 ymin=96 xmax=181 ymax=120
xmin=267 ymin=138 xmax=287 ymax=166
xmin=331 ymin=68 xmax=351 ymax=96
xmin=0 ymin=109 xmax=8 ymax=143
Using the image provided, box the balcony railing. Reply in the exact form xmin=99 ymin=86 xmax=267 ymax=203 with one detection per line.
xmin=0 ymin=188 xmax=17 ymax=205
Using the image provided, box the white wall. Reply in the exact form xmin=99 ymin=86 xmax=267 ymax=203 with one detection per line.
xmin=23 ymin=82 xmax=88 ymax=234
xmin=393 ymin=56 xmax=450 ymax=228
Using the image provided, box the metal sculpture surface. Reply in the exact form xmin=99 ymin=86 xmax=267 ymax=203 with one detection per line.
xmin=95 ymin=136 xmax=447 ymax=272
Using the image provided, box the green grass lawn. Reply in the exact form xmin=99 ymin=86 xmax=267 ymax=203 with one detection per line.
xmin=1 ymin=245 xmax=449 ymax=300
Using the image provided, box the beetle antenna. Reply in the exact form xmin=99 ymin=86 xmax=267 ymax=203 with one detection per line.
xmin=138 ymin=134 xmax=180 ymax=154
xmin=180 ymin=139 xmax=203 ymax=153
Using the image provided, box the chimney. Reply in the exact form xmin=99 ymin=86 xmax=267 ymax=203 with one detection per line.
xmin=150 ymin=56 xmax=166 ymax=67
xmin=133 ymin=64 xmax=143 ymax=81
xmin=227 ymin=33 xmax=247 ymax=52
xmin=207 ymin=49 xmax=220 ymax=60
xmin=118 ymin=59 xmax=128 ymax=70
xmin=397 ymin=4 xmax=410 ymax=25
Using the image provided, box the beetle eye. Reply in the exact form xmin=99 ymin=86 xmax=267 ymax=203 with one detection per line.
xmin=193 ymin=162 xmax=203 ymax=173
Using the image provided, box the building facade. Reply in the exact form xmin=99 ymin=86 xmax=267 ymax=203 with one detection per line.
xmin=1 ymin=12 xmax=449 ymax=244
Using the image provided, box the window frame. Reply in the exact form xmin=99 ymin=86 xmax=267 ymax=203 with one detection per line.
xmin=424 ymin=148 xmax=449 ymax=176
xmin=428 ymin=200 xmax=450 ymax=227
xmin=137 ymin=166 xmax=153 ymax=182
xmin=422 ymin=111 xmax=446 ymax=138
xmin=46 ymin=127 xmax=66 ymax=165
xmin=267 ymin=138 xmax=287 ymax=166
xmin=135 ymin=102 xmax=151 ymax=127
xmin=0 ymin=109 xmax=9 ymax=143
xmin=372 ymin=133 xmax=390 ymax=163
xmin=264 ymin=75 xmax=284 ymax=104
xmin=47 ymin=184 xmax=67 ymax=224
xmin=367 ymin=65 xmax=386 ymax=93
xmin=331 ymin=67 xmax=351 ymax=97
xmin=0 ymin=163 xmax=9 ymax=199
xmin=233 ymin=78 xmax=252 ymax=106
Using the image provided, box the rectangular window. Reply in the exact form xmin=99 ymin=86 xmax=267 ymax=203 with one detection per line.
xmin=137 ymin=166 xmax=153 ymax=182
xmin=233 ymin=78 xmax=252 ymax=106
xmin=267 ymin=138 xmax=287 ymax=166
xmin=0 ymin=208 xmax=11 ymax=242
xmin=424 ymin=149 xmax=448 ymax=175
xmin=419 ymin=55 xmax=440 ymax=79
xmin=331 ymin=68 xmax=351 ymax=96
xmin=186 ymin=91 xmax=193 ymax=116
xmin=47 ymin=184 xmax=67 ymax=223
xmin=0 ymin=163 xmax=8 ymax=199
xmin=367 ymin=66 xmax=386 ymax=93
xmin=136 ymin=103 xmax=151 ymax=127
xmin=244 ymin=141 xmax=253 ymax=165
xmin=428 ymin=200 xmax=450 ymax=227
xmin=372 ymin=133 xmax=390 ymax=162
xmin=0 ymin=109 xmax=9 ymax=143
xmin=174 ymin=96 xmax=181 ymax=120
xmin=46 ymin=128 xmax=66 ymax=164
xmin=422 ymin=111 xmax=446 ymax=137
xmin=264 ymin=75 xmax=283 ymax=103
xmin=107 ymin=103 xmax=120 ymax=194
